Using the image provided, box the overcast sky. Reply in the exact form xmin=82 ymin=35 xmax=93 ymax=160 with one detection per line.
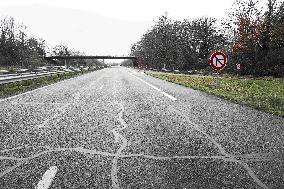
xmin=0 ymin=0 xmax=236 ymax=62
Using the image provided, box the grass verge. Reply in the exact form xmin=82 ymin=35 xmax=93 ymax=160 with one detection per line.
xmin=150 ymin=73 xmax=284 ymax=117
xmin=0 ymin=70 xmax=93 ymax=99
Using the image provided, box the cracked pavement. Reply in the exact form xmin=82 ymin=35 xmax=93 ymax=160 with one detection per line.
xmin=0 ymin=67 xmax=284 ymax=189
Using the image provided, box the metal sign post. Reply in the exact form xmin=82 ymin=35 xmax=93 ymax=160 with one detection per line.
xmin=210 ymin=51 xmax=227 ymax=87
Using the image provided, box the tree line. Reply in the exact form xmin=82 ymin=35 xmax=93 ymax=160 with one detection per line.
xmin=124 ymin=0 xmax=284 ymax=77
xmin=0 ymin=17 xmax=102 ymax=70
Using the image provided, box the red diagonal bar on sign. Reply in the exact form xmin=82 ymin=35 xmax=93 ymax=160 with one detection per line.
xmin=215 ymin=55 xmax=225 ymax=66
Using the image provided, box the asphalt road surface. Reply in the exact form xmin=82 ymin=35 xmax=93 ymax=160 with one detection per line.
xmin=0 ymin=67 xmax=283 ymax=189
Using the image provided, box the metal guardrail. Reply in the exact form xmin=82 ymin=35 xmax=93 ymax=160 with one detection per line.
xmin=44 ymin=55 xmax=137 ymax=60
xmin=0 ymin=71 xmax=72 ymax=85
xmin=0 ymin=72 xmax=36 ymax=78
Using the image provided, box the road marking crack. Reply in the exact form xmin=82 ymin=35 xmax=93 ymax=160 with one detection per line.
xmin=0 ymin=144 xmax=278 ymax=189
xmin=0 ymin=146 xmax=116 ymax=178
xmin=168 ymin=106 xmax=270 ymax=189
xmin=110 ymin=102 xmax=128 ymax=189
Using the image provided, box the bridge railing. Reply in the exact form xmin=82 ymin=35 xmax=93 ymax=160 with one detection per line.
xmin=44 ymin=56 xmax=137 ymax=60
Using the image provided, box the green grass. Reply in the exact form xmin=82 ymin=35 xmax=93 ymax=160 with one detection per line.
xmin=150 ymin=73 xmax=284 ymax=117
xmin=0 ymin=71 xmax=90 ymax=98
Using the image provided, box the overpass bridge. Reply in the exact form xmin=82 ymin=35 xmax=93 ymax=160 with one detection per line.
xmin=44 ymin=56 xmax=137 ymax=60
xmin=44 ymin=55 xmax=138 ymax=67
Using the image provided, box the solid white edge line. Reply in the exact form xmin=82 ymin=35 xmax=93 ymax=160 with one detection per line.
xmin=0 ymin=70 xmax=100 ymax=103
xmin=0 ymin=83 xmax=54 ymax=104
xmin=0 ymin=73 xmax=84 ymax=103
xmin=129 ymin=73 xmax=177 ymax=101
xmin=36 ymin=166 xmax=58 ymax=189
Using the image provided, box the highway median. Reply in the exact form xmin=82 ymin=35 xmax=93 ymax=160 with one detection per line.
xmin=0 ymin=69 xmax=98 ymax=99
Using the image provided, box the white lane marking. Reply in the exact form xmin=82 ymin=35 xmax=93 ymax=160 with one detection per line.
xmin=0 ymin=71 xmax=98 ymax=104
xmin=99 ymin=85 xmax=104 ymax=90
xmin=36 ymin=166 xmax=58 ymax=189
xmin=161 ymin=91 xmax=177 ymax=101
xmin=129 ymin=73 xmax=177 ymax=101
xmin=0 ymin=83 xmax=52 ymax=103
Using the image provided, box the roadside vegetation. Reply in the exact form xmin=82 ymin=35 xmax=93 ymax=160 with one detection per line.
xmin=121 ymin=0 xmax=284 ymax=116
xmin=0 ymin=15 xmax=106 ymax=98
xmin=150 ymin=73 xmax=284 ymax=117
xmin=0 ymin=69 xmax=96 ymax=99
xmin=0 ymin=16 xmax=105 ymax=72
xmin=122 ymin=0 xmax=284 ymax=78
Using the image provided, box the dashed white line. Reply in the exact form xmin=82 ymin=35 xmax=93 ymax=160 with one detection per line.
xmin=99 ymin=85 xmax=104 ymax=90
xmin=129 ymin=73 xmax=177 ymax=101
xmin=161 ymin=91 xmax=177 ymax=101
xmin=36 ymin=166 xmax=58 ymax=189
